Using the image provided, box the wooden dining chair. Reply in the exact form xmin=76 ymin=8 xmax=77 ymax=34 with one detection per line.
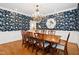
xmin=41 ymin=30 xmax=45 ymax=34
xmin=31 ymin=37 xmax=39 ymax=52
xmin=29 ymin=33 xmax=39 ymax=53
xmin=21 ymin=31 xmax=31 ymax=48
xmin=47 ymin=32 xmax=70 ymax=55
xmin=47 ymin=30 xmax=56 ymax=35
xmin=21 ymin=31 xmax=27 ymax=47
xmin=25 ymin=32 xmax=39 ymax=53
xmin=35 ymin=33 xmax=50 ymax=54
xmin=26 ymin=32 xmax=34 ymax=49
xmin=63 ymin=32 xmax=70 ymax=55
xmin=22 ymin=31 xmax=31 ymax=48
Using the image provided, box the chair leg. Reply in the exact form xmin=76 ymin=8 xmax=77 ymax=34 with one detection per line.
xmin=32 ymin=45 xmax=35 ymax=52
xmin=24 ymin=42 xmax=28 ymax=48
xmin=22 ymin=41 xmax=26 ymax=48
xmin=27 ymin=45 xmax=30 ymax=48
xmin=35 ymin=47 xmax=40 ymax=55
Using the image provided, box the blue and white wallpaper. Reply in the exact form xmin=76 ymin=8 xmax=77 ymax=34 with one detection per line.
xmin=37 ymin=8 xmax=79 ymax=31
xmin=0 ymin=5 xmax=79 ymax=31
xmin=0 ymin=8 xmax=31 ymax=31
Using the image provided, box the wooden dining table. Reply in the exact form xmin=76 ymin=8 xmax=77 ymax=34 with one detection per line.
xmin=22 ymin=30 xmax=61 ymax=54
xmin=25 ymin=30 xmax=61 ymax=44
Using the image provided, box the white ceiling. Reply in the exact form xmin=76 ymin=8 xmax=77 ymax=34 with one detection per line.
xmin=0 ymin=3 xmax=77 ymax=16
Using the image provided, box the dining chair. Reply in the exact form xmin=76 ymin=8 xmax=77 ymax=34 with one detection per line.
xmin=63 ymin=32 xmax=70 ymax=55
xmin=35 ymin=33 xmax=50 ymax=54
xmin=22 ymin=31 xmax=31 ymax=48
xmin=21 ymin=31 xmax=27 ymax=47
xmin=30 ymin=33 xmax=39 ymax=53
xmin=48 ymin=32 xmax=70 ymax=55
xmin=41 ymin=30 xmax=45 ymax=34
xmin=47 ymin=30 xmax=56 ymax=35
xmin=31 ymin=37 xmax=39 ymax=53
xmin=26 ymin=32 xmax=34 ymax=49
xmin=25 ymin=32 xmax=39 ymax=53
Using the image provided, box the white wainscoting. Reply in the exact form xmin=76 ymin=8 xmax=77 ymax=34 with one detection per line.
xmin=55 ymin=30 xmax=79 ymax=47
xmin=0 ymin=30 xmax=22 ymax=44
xmin=0 ymin=30 xmax=79 ymax=47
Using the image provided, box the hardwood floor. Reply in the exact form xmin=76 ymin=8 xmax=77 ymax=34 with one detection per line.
xmin=0 ymin=40 xmax=42 ymax=55
xmin=0 ymin=40 xmax=79 ymax=55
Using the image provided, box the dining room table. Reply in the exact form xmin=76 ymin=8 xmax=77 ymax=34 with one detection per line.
xmin=26 ymin=30 xmax=61 ymax=44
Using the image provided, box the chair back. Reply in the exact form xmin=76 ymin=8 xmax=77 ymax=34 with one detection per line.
xmin=64 ymin=32 xmax=70 ymax=55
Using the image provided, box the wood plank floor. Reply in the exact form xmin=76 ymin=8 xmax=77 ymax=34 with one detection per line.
xmin=0 ymin=40 xmax=79 ymax=55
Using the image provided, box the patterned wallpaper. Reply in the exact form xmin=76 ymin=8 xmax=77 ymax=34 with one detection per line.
xmin=0 ymin=8 xmax=31 ymax=31
xmin=76 ymin=4 xmax=79 ymax=31
xmin=0 ymin=6 xmax=79 ymax=31
xmin=37 ymin=9 xmax=79 ymax=31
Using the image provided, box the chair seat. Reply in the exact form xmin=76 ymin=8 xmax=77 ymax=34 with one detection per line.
xmin=56 ymin=44 xmax=64 ymax=50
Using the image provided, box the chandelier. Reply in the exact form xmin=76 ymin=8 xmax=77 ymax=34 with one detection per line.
xmin=32 ymin=4 xmax=45 ymax=22
xmin=30 ymin=5 xmax=45 ymax=30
